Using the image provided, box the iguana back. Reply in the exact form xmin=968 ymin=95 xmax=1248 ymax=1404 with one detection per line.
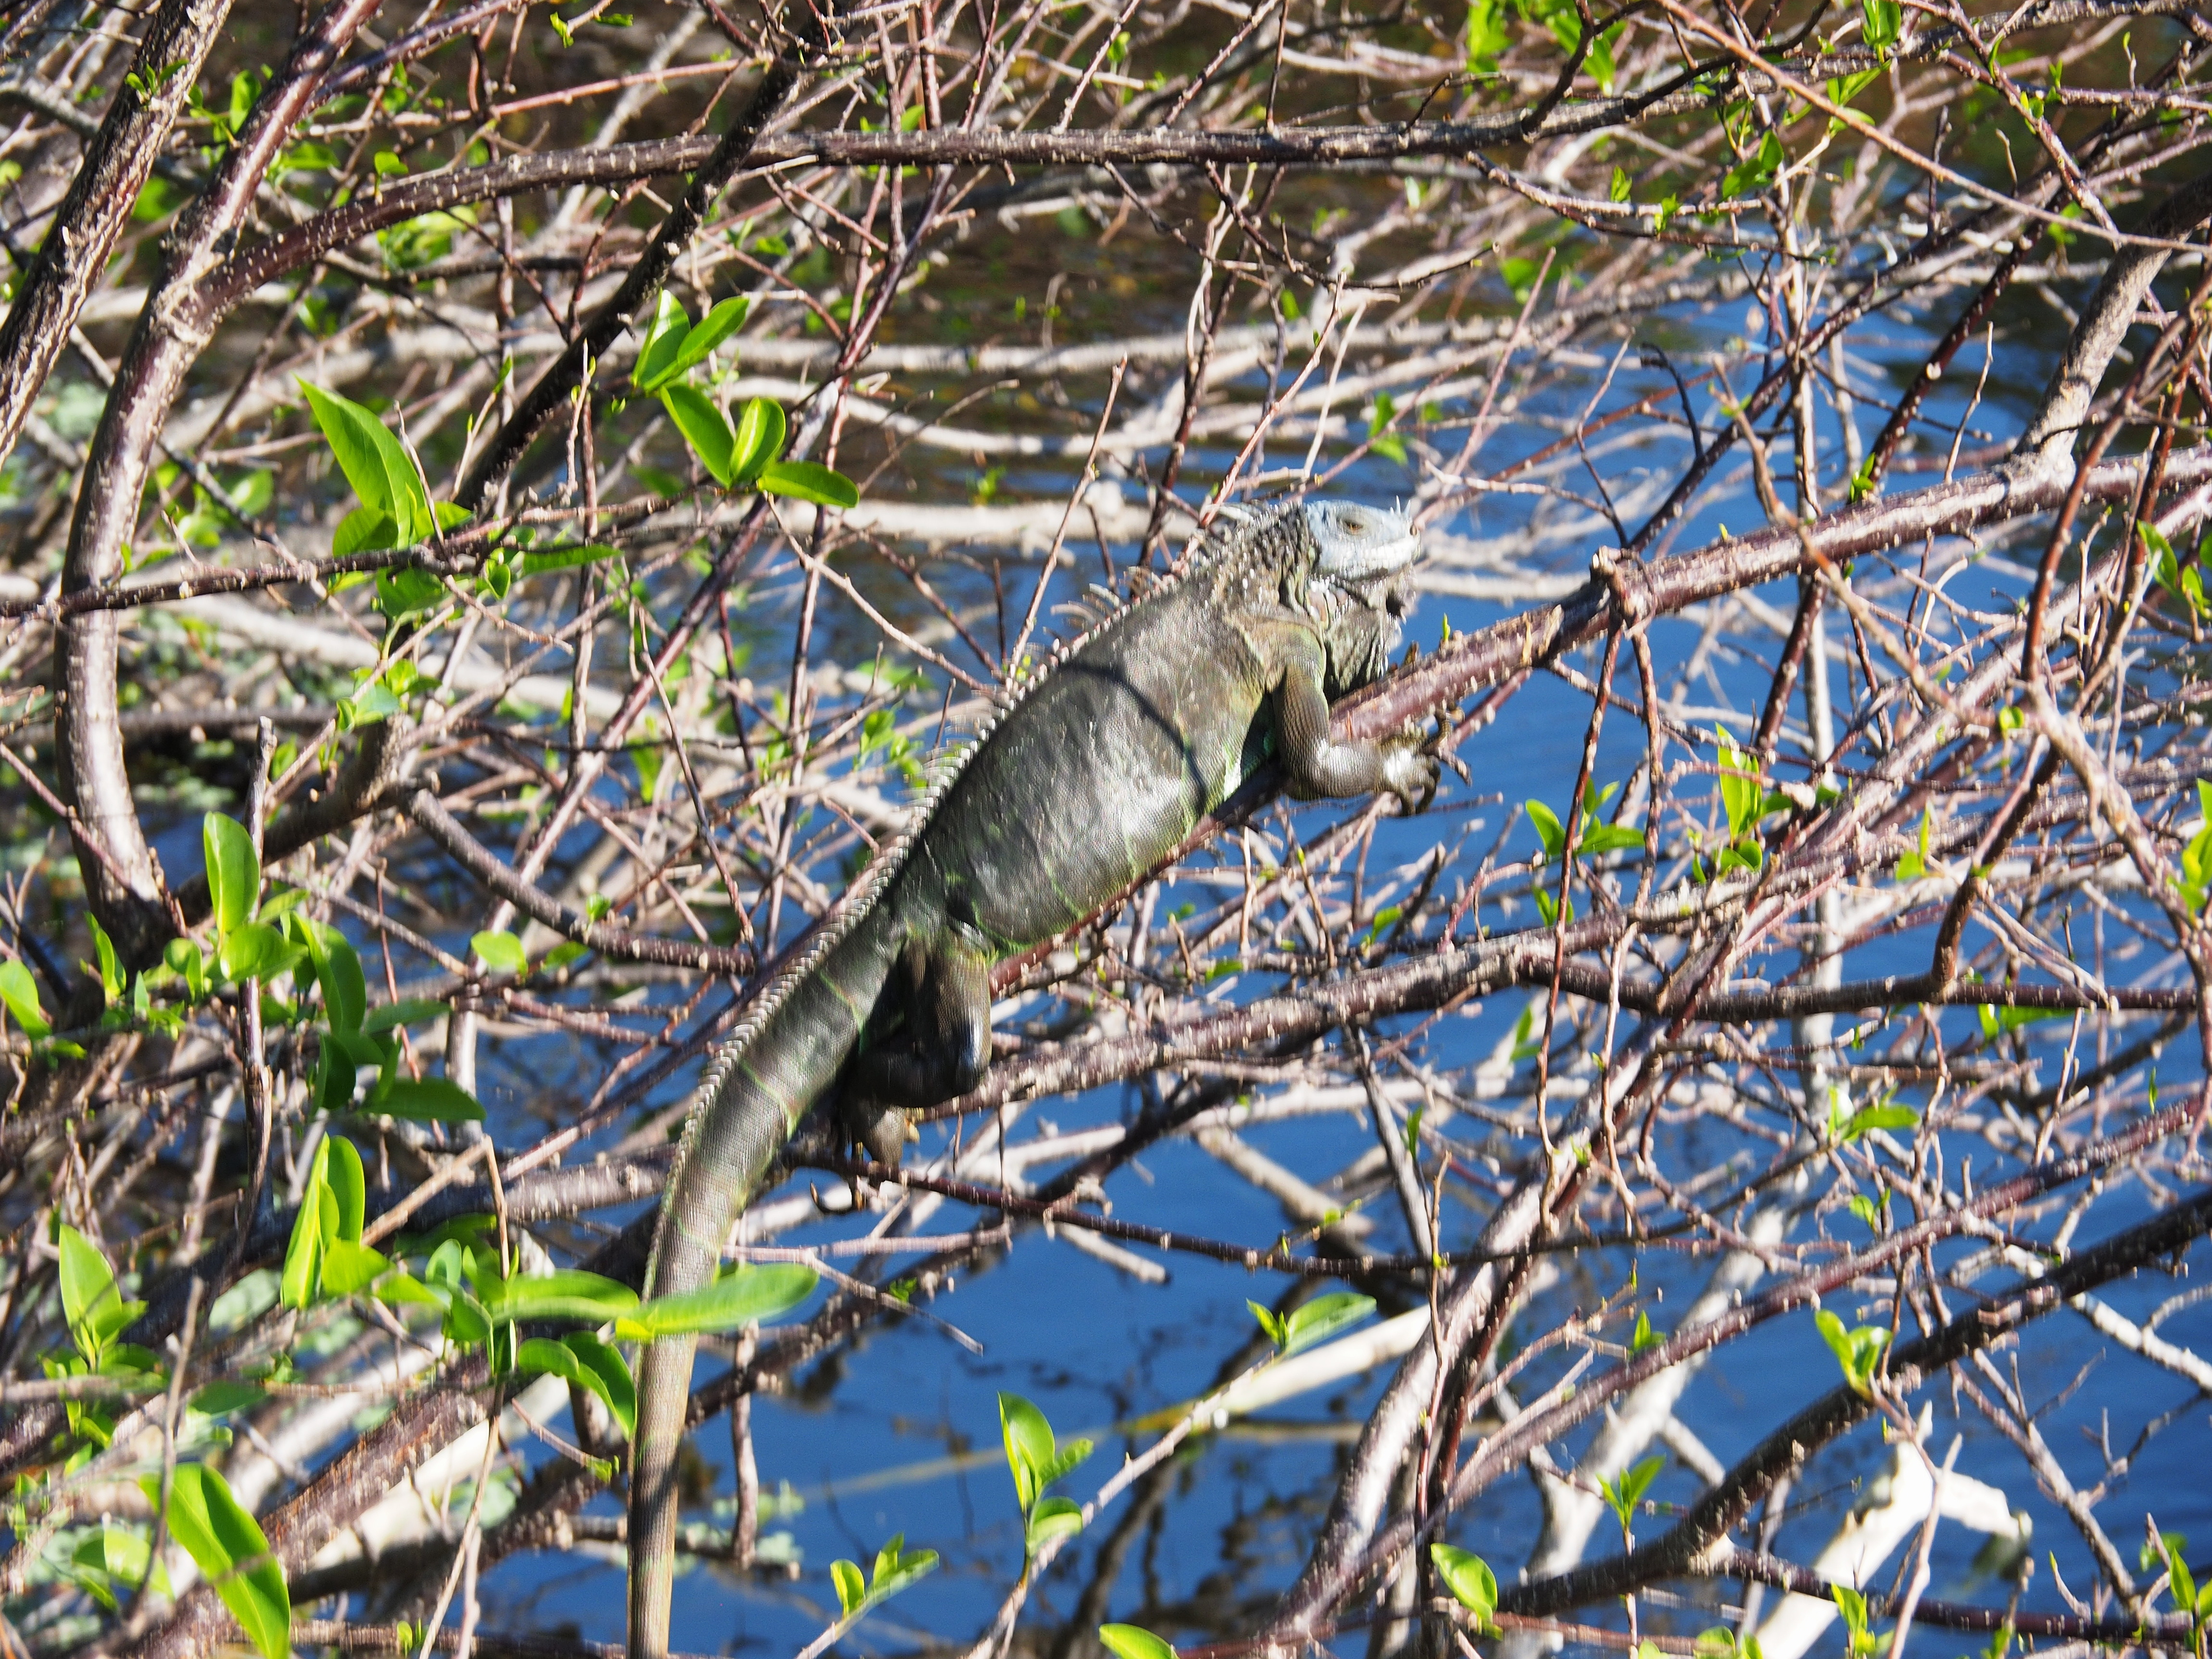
xmin=627 ymin=497 xmax=1434 ymax=1659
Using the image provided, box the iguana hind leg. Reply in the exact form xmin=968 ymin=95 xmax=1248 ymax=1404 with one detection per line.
xmin=841 ymin=931 xmax=993 ymax=1165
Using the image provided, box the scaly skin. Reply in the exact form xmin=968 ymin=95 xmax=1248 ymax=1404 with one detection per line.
xmin=627 ymin=498 xmax=1435 ymax=1659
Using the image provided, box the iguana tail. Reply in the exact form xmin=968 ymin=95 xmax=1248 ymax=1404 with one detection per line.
xmin=628 ymin=907 xmax=899 ymax=1659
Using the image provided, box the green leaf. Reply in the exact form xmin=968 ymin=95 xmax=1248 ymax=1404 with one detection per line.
xmin=997 ymin=1392 xmax=1092 ymax=1521
xmin=135 ymin=176 xmax=186 ymax=221
xmin=477 ymin=1268 xmax=639 ymax=1327
xmin=870 ymin=1533 xmax=938 ymax=1600
xmin=1814 ymin=1307 xmax=1889 ymax=1395
xmin=564 ymin=1332 xmax=636 ymax=1438
xmin=98 ymin=1342 xmax=161 ymax=1378
xmin=1835 ymin=1101 xmax=1919 ymax=1142
xmin=361 ymin=998 xmax=446 ymax=1034
xmin=631 ymin=290 xmax=691 ymax=392
xmin=333 ymin=505 xmax=399 ymax=557
xmin=1026 ymin=1495 xmax=1084 ymax=1556
xmin=1601 ymin=1453 xmax=1665 ymax=1532
xmin=1833 ymin=1583 xmax=1870 ymax=1640
xmin=726 ymin=398 xmax=786 ymax=486
xmin=1508 ymin=999 xmax=1545 ymax=1062
xmin=321 ymin=1134 xmax=366 ymax=1242
xmin=516 ymin=1332 xmax=582 ymax=1379
xmin=440 ymin=1285 xmax=493 ymax=1345
xmin=0 ymin=958 xmax=50 ymax=1037
xmin=2160 ymin=1534 xmax=2197 ymax=1616
xmin=2183 ymin=566 xmax=2209 ymax=620
xmin=1000 ymin=1392 xmax=1057 ymax=1513
xmin=1978 ymin=1000 xmax=2066 ymax=1038
xmin=319 ymin=1239 xmax=391 ymax=1296
xmin=372 ymin=1270 xmax=446 ymax=1311
xmin=372 ymin=1077 xmax=485 ymax=1122
xmin=375 ymin=566 xmax=447 ymax=618
xmin=1586 ymin=18 xmax=1622 ymax=91
xmin=1037 ymin=1439 xmax=1094 ymax=1491
xmin=1715 ymin=729 xmax=1761 ymax=840
xmin=310 ymin=1042 xmax=355 ymax=1118
xmin=203 ymin=812 xmax=259 ymax=938
xmin=1722 ymin=130 xmax=1784 ymax=198
xmin=299 ymin=381 xmax=432 ymax=547
xmin=615 ymin=1262 xmax=817 ymax=1338
xmin=515 ymin=1332 xmax=635 ymax=1437
xmin=1580 ymin=822 xmax=1644 ymax=855
xmin=1100 ymin=1626 xmax=1178 ymax=1659
xmin=519 ymin=543 xmax=622 ymax=578
xmin=1246 ymin=1301 xmax=1286 ymax=1347
xmin=1895 ymin=807 xmax=1932 ymax=882
xmin=1822 ymin=67 xmax=1875 ymax=108
xmin=665 ymin=296 xmax=750 ymax=385
xmin=756 ymin=459 xmax=858 ymax=509
xmin=2142 ymin=1531 xmax=2187 ymax=1574
xmin=336 ymin=680 xmax=401 ymax=731
xmin=1465 ymin=0 xmax=1509 ymax=71
xmin=58 ymin=1224 xmax=136 ymax=1366
xmin=1525 ymin=798 xmax=1565 ymax=860
xmin=471 ymin=930 xmax=528 ymax=975
xmin=661 ymin=385 xmax=735 ymax=486
xmin=86 ymin=914 xmax=123 ymax=1004
xmin=286 ymin=915 xmax=363 ymax=1034
xmin=216 ymin=923 xmax=305 ymax=984
xmin=189 ymin=1381 xmax=266 ymax=1417
xmin=1366 ymin=393 xmax=1408 ymax=465
xmin=141 ymin=1465 xmax=289 ymax=1659
xmin=1279 ymin=1292 xmax=1376 ymax=1357
xmin=68 ymin=1524 xmax=172 ymax=1612
xmin=1431 ymin=1544 xmax=1497 ymax=1629
xmin=281 ymin=1178 xmax=327 ymax=1310
xmin=831 ymin=1557 xmax=867 ymax=1617
xmin=824 ymin=1532 xmax=941 ymax=1627
xmin=163 ymin=937 xmax=212 ymax=1003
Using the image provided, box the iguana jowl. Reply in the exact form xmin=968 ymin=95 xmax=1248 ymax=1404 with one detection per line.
xmin=628 ymin=497 xmax=1435 ymax=1659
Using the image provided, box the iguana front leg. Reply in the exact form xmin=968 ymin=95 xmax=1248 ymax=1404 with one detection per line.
xmin=1265 ymin=628 xmax=1436 ymax=811
xmin=841 ymin=929 xmax=993 ymax=1164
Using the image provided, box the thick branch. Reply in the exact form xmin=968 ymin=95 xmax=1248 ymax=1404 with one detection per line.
xmin=0 ymin=0 xmax=235 ymax=466
xmin=2014 ymin=171 xmax=2212 ymax=472
xmin=53 ymin=0 xmax=393 ymax=968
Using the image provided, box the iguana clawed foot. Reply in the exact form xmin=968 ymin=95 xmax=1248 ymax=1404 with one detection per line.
xmin=843 ymin=1096 xmax=918 ymax=1169
xmin=1382 ymin=738 xmax=1441 ymax=814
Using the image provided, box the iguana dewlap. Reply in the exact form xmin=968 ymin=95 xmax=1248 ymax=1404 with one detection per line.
xmin=628 ymin=497 xmax=1434 ymax=1659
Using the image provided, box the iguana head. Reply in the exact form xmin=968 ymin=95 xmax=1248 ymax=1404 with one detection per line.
xmin=1298 ymin=498 xmax=1420 ymax=698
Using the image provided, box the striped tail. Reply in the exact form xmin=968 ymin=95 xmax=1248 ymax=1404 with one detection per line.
xmin=628 ymin=917 xmax=893 ymax=1659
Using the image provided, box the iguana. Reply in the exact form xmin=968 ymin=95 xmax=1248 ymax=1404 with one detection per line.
xmin=627 ymin=496 xmax=1435 ymax=1659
